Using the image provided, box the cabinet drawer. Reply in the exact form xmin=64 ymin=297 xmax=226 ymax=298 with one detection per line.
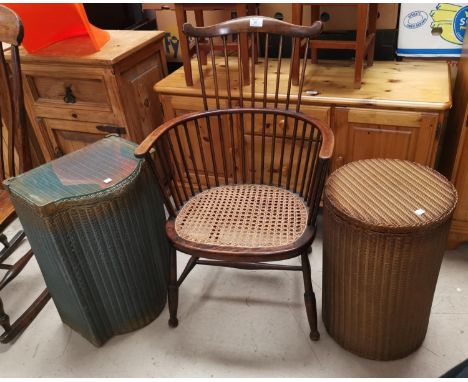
xmin=35 ymin=117 xmax=127 ymax=160
xmin=247 ymin=104 xmax=330 ymax=138
xmin=27 ymin=75 xmax=110 ymax=106
xmin=164 ymin=95 xmax=231 ymax=118
xmin=32 ymin=104 xmax=121 ymax=125
xmin=25 ymin=72 xmax=111 ymax=108
xmin=22 ymin=65 xmax=121 ymax=124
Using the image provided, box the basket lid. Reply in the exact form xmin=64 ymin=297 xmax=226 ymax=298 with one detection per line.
xmin=4 ymin=136 xmax=140 ymax=207
xmin=324 ymin=159 xmax=458 ymax=233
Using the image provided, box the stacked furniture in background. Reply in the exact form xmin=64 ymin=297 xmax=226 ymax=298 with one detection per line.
xmin=0 ymin=5 xmax=50 ymax=344
xmin=174 ymin=3 xmax=258 ymax=86
xmin=291 ymin=3 xmax=378 ymax=88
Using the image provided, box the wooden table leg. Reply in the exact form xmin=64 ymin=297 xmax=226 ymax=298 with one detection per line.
xmin=366 ymin=3 xmax=378 ymax=67
xmin=310 ymin=5 xmax=320 ymax=64
xmin=291 ymin=3 xmax=303 ymax=86
xmin=175 ymin=5 xmax=193 ymax=86
xmin=236 ymin=4 xmax=251 ymax=85
xmin=354 ymin=4 xmax=369 ymax=89
xmin=194 ymin=9 xmax=208 ymax=65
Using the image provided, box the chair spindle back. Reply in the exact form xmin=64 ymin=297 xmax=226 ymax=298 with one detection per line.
xmin=136 ymin=16 xmax=334 ymax=228
xmin=184 ymin=16 xmax=322 ymax=113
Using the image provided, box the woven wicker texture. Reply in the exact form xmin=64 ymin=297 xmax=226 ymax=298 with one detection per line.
xmin=324 ymin=159 xmax=457 ymax=232
xmin=6 ymin=136 xmax=171 ymax=346
xmin=323 ymin=159 xmax=457 ymax=360
xmin=175 ymin=184 xmax=308 ymax=248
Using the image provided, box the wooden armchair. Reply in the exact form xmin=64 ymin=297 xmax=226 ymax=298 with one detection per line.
xmin=135 ymin=16 xmax=334 ymax=341
xmin=0 ymin=5 xmax=50 ymax=344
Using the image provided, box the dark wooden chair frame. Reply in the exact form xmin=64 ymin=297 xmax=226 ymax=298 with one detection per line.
xmin=0 ymin=5 xmax=50 ymax=344
xmin=135 ymin=16 xmax=334 ymax=341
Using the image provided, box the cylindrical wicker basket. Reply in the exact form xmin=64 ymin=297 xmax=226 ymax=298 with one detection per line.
xmin=322 ymin=159 xmax=457 ymax=360
xmin=5 ymin=136 xmax=172 ymax=346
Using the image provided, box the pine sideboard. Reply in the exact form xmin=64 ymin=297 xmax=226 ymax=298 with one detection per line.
xmin=11 ymin=30 xmax=167 ymax=161
xmin=154 ymin=59 xmax=451 ymax=179
xmin=440 ymin=38 xmax=468 ymax=250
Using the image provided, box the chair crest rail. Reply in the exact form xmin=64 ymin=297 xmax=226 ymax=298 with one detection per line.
xmin=182 ymin=16 xmax=322 ymax=39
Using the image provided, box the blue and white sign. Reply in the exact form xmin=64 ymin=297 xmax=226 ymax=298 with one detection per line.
xmin=397 ymin=3 xmax=468 ymax=57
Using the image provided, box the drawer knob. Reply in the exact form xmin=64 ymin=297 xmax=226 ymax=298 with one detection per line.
xmin=335 ymin=156 xmax=344 ymax=168
xmin=63 ymin=85 xmax=76 ymax=104
xmin=96 ymin=125 xmax=126 ymax=136
xmin=54 ymin=147 xmax=64 ymax=158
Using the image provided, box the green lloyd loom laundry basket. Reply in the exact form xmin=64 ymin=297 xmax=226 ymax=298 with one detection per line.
xmin=4 ymin=136 xmax=172 ymax=346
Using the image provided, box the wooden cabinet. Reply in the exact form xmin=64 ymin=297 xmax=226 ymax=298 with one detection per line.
xmin=333 ymin=108 xmax=439 ymax=171
xmin=155 ymin=60 xmax=450 ymax=180
xmin=10 ymin=30 xmax=167 ymax=161
xmin=440 ymin=37 xmax=468 ymax=250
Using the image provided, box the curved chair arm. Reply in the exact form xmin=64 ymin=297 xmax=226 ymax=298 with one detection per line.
xmin=135 ymin=111 xmax=204 ymax=159
xmin=135 ymin=108 xmax=334 ymax=160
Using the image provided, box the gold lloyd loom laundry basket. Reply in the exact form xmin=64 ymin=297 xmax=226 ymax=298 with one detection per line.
xmin=322 ymin=159 xmax=458 ymax=360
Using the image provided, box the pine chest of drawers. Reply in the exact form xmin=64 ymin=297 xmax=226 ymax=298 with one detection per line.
xmin=13 ymin=30 xmax=167 ymax=162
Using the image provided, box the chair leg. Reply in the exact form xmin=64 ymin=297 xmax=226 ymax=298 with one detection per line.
xmin=366 ymin=4 xmax=378 ymax=67
xmin=0 ymin=250 xmax=34 ymax=291
xmin=194 ymin=10 xmax=208 ymax=66
xmin=291 ymin=3 xmax=303 ymax=86
xmin=0 ymin=289 xmax=50 ymax=344
xmin=310 ymin=5 xmax=320 ymax=64
xmin=0 ymin=296 xmax=11 ymax=333
xmin=0 ymin=233 xmax=8 ymax=248
xmin=353 ymin=4 xmax=369 ymax=89
xmin=175 ymin=5 xmax=193 ymax=86
xmin=168 ymin=249 xmax=179 ymax=328
xmin=301 ymin=251 xmax=320 ymax=341
xmin=237 ymin=4 xmax=251 ymax=84
xmin=0 ymin=230 xmax=26 ymax=263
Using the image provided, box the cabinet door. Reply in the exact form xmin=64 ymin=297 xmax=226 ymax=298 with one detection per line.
xmin=35 ymin=117 xmax=128 ymax=160
xmin=333 ymin=107 xmax=439 ymax=171
xmin=117 ymin=48 xmax=166 ymax=142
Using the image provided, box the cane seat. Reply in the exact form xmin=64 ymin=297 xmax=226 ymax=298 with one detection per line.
xmin=175 ymin=184 xmax=309 ymax=248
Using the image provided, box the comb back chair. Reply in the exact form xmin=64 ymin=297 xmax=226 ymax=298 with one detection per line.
xmin=135 ymin=16 xmax=334 ymax=341
xmin=0 ymin=5 xmax=50 ymax=343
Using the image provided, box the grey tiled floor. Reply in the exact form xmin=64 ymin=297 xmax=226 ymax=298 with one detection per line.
xmin=1 ymin=217 xmax=467 ymax=377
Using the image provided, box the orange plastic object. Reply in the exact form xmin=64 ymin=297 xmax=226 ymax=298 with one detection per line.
xmin=2 ymin=4 xmax=110 ymax=53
